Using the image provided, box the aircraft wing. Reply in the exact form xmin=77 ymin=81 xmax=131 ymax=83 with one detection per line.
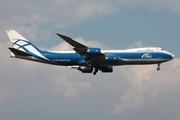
xmin=57 ymin=33 xmax=127 ymax=67
xmin=57 ymin=33 xmax=106 ymax=66
xmin=56 ymin=34 xmax=88 ymax=51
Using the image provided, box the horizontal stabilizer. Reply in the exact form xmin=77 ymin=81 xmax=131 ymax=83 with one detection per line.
xmin=8 ymin=47 xmax=32 ymax=56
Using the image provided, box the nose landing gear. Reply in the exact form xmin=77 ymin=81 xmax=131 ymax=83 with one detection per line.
xmin=157 ymin=63 xmax=161 ymax=71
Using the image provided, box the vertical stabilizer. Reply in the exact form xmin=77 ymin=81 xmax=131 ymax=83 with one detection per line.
xmin=6 ymin=30 xmax=49 ymax=61
xmin=6 ymin=30 xmax=27 ymax=42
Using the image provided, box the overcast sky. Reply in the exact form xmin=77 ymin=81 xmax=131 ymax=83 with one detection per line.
xmin=0 ymin=0 xmax=180 ymax=120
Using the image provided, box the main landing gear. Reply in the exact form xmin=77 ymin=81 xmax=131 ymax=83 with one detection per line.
xmin=93 ymin=68 xmax=98 ymax=75
xmin=157 ymin=63 xmax=161 ymax=71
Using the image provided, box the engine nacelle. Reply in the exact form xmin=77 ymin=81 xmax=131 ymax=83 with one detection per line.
xmin=79 ymin=66 xmax=93 ymax=73
xmin=106 ymin=55 xmax=119 ymax=63
xmin=87 ymin=48 xmax=101 ymax=56
xmin=99 ymin=66 xmax=113 ymax=73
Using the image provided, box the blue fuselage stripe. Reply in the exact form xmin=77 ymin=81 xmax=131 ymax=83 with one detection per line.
xmin=12 ymin=39 xmax=173 ymax=66
xmin=34 ymin=51 xmax=173 ymax=66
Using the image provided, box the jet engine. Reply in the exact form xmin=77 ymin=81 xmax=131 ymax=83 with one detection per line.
xmin=99 ymin=66 xmax=113 ymax=72
xmin=78 ymin=66 xmax=93 ymax=73
xmin=105 ymin=55 xmax=119 ymax=63
xmin=87 ymin=48 xmax=101 ymax=56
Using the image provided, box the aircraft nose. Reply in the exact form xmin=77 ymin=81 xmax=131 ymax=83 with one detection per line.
xmin=172 ymin=54 xmax=175 ymax=59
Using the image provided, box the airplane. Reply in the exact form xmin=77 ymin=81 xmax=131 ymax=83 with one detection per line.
xmin=7 ymin=30 xmax=175 ymax=75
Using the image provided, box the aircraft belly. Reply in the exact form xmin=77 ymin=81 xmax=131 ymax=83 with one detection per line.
xmin=100 ymin=58 xmax=171 ymax=66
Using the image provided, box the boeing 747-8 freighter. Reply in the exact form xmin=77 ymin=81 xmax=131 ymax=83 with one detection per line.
xmin=7 ymin=30 xmax=174 ymax=75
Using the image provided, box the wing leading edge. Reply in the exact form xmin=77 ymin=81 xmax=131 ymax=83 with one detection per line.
xmin=56 ymin=33 xmax=105 ymax=58
xmin=56 ymin=34 xmax=88 ymax=51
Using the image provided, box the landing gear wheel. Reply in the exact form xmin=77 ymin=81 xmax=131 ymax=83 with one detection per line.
xmin=157 ymin=63 xmax=161 ymax=71
xmin=93 ymin=68 xmax=98 ymax=75
xmin=157 ymin=67 xmax=160 ymax=71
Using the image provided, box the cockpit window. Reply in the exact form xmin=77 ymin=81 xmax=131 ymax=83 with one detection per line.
xmin=161 ymin=48 xmax=165 ymax=50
